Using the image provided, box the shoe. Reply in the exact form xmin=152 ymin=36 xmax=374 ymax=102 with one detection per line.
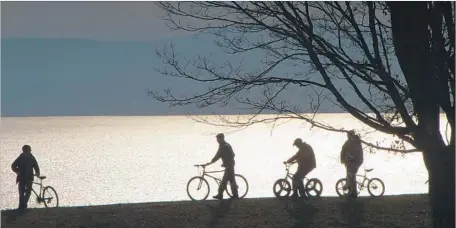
xmin=213 ymin=195 xmax=223 ymax=200
xmin=342 ymin=183 xmax=350 ymax=191
xmin=230 ymin=195 xmax=239 ymax=199
xmin=348 ymin=193 xmax=358 ymax=198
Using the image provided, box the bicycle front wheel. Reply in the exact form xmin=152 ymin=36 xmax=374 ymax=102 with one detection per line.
xmin=225 ymin=174 xmax=249 ymax=198
xmin=43 ymin=186 xmax=59 ymax=208
xmin=187 ymin=176 xmax=210 ymax=201
xmin=335 ymin=178 xmax=350 ymax=197
xmin=367 ymin=178 xmax=385 ymax=197
xmin=273 ymin=178 xmax=291 ymax=198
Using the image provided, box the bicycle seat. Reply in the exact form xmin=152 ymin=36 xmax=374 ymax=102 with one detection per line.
xmin=364 ymin=168 xmax=373 ymax=172
xmin=37 ymin=176 xmax=47 ymax=180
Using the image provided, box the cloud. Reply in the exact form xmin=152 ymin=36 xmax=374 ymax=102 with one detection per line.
xmin=1 ymin=1 xmax=186 ymax=41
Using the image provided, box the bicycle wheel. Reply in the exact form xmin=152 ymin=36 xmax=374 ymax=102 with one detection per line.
xmin=273 ymin=178 xmax=292 ymax=197
xmin=187 ymin=176 xmax=210 ymax=201
xmin=305 ymin=178 xmax=323 ymax=197
xmin=225 ymin=174 xmax=249 ymax=198
xmin=335 ymin=178 xmax=350 ymax=197
xmin=367 ymin=178 xmax=385 ymax=196
xmin=43 ymin=186 xmax=59 ymax=208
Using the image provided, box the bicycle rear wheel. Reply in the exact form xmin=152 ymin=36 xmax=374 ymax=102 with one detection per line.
xmin=225 ymin=174 xmax=249 ymax=198
xmin=367 ymin=178 xmax=385 ymax=196
xmin=187 ymin=176 xmax=210 ymax=201
xmin=305 ymin=178 xmax=323 ymax=197
xmin=43 ymin=186 xmax=59 ymax=208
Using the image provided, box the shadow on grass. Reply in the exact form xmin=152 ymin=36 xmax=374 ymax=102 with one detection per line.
xmin=207 ymin=199 xmax=234 ymax=228
xmin=2 ymin=209 xmax=28 ymax=224
xmin=2 ymin=208 xmax=134 ymax=228
xmin=337 ymin=197 xmax=365 ymax=228
xmin=279 ymin=197 xmax=318 ymax=228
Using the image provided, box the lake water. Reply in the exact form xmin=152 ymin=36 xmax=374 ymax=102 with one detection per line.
xmin=0 ymin=114 xmax=431 ymax=210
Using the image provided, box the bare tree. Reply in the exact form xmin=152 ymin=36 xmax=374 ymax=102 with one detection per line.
xmin=149 ymin=2 xmax=455 ymax=227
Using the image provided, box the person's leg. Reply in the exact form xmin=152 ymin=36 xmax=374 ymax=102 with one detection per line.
xmin=292 ymin=171 xmax=304 ymax=197
xmin=351 ymin=164 xmax=360 ymax=197
xmin=344 ymin=164 xmax=350 ymax=190
xmin=347 ymin=164 xmax=357 ymax=197
xmin=18 ymin=180 xmax=26 ymax=209
xmin=24 ymin=180 xmax=33 ymax=208
xmin=215 ymin=169 xmax=229 ymax=199
xmin=300 ymin=168 xmax=313 ymax=198
xmin=227 ymin=166 xmax=239 ymax=198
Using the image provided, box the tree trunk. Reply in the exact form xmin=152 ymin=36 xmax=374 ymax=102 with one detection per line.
xmin=423 ymin=146 xmax=455 ymax=228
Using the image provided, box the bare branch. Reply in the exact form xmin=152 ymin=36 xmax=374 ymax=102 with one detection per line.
xmin=151 ymin=1 xmax=454 ymax=154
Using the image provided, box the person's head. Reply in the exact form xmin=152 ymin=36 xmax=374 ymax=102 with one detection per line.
xmin=347 ymin=130 xmax=357 ymax=140
xmin=216 ymin=133 xmax=225 ymax=144
xmin=22 ymin=145 xmax=31 ymax=153
xmin=293 ymin=138 xmax=303 ymax=148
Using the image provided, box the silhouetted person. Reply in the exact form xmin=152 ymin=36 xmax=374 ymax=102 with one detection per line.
xmin=204 ymin=133 xmax=239 ymax=200
xmin=284 ymin=138 xmax=316 ymax=198
xmin=340 ymin=130 xmax=363 ymax=198
xmin=11 ymin=145 xmax=40 ymax=210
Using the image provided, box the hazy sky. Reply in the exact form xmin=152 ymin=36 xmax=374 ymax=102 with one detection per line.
xmin=1 ymin=2 xmax=200 ymax=117
xmin=1 ymin=2 xmax=351 ymax=117
xmin=2 ymin=2 xmax=183 ymax=41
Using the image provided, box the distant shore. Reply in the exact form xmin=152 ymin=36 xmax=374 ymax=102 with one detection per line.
xmin=1 ymin=194 xmax=430 ymax=228
xmin=1 ymin=112 xmax=350 ymax=118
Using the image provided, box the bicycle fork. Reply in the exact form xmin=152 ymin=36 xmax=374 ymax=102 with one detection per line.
xmin=197 ymin=179 xmax=204 ymax=190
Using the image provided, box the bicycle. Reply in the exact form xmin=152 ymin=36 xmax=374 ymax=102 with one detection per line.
xmin=186 ymin=164 xmax=249 ymax=201
xmin=30 ymin=175 xmax=59 ymax=208
xmin=272 ymin=163 xmax=323 ymax=198
xmin=335 ymin=168 xmax=385 ymax=197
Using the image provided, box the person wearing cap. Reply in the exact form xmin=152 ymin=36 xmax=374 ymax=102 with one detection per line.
xmin=340 ymin=130 xmax=364 ymax=198
xmin=283 ymin=138 xmax=316 ymax=198
xmin=11 ymin=145 xmax=41 ymax=210
xmin=204 ymin=133 xmax=239 ymax=200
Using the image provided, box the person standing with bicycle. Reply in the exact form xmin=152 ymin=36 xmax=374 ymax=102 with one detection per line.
xmin=340 ymin=130 xmax=364 ymax=198
xmin=11 ymin=145 xmax=41 ymax=210
xmin=204 ymin=133 xmax=239 ymax=200
xmin=283 ymin=138 xmax=316 ymax=198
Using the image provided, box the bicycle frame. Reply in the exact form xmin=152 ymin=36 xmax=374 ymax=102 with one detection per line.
xmin=354 ymin=171 xmax=370 ymax=190
xmin=283 ymin=163 xmax=311 ymax=182
xmin=194 ymin=165 xmax=229 ymax=186
xmin=31 ymin=179 xmax=45 ymax=202
xmin=201 ymin=169 xmax=225 ymax=185
xmin=31 ymin=177 xmax=54 ymax=203
xmin=32 ymin=179 xmax=43 ymax=195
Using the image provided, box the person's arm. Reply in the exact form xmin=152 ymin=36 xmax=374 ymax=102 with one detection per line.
xmin=206 ymin=147 xmax=222 ymax=166
xmin=340 ymin=142 xmax=348 ymax=164
xmin=284 ymin=152 xmax=299 ymax=164
xmin=33 ymin=156 xmax=40 ymax=177
xmin=11 ymin=157 xmax=20 ymax=174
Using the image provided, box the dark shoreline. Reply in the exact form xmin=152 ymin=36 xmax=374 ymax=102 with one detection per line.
xmin=1 ymin=194 xmax=431 ymax=228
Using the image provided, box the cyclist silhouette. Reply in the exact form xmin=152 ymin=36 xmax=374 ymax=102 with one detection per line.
xmin=11 ymin=145 xmax=41 ymax=210
xmin=204 ymin=133 xmax=239 ymax=200
xmin=283 ymin=138 xmax=316 ymax=198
